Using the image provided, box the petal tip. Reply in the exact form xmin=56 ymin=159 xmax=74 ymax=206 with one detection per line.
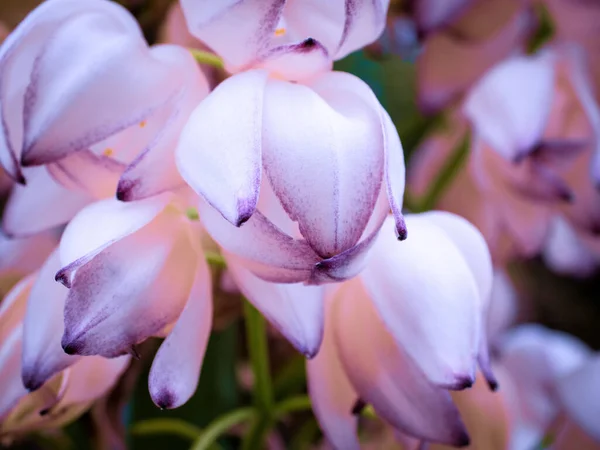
xmin=116 ymin=179 xmax=138 ymax=202
xmin=55 ymin=269 xmax=72 ymax=288
xmin=152 ymin=389 xmax=178 ymax=410
xmin=445 ymin=375 xmax=475 ymax=391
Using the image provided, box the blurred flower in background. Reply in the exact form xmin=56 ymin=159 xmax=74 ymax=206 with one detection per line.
xmin=0 ymin=0 xmax=598 ymax=449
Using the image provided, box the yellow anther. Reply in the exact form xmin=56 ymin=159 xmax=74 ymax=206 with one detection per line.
xmin=139 ymin=120 xmax=147 ymax=128
xmin=274 ymin=27 xmax=286 ymax=37
xmin=102 ymin=148 xmax=114 ymax=157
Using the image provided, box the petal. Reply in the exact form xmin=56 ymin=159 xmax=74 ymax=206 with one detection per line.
xmin=2 ymin=166 xmax=92 ymax=237
xmin=262 ymin=72 xmax=384 ymax=258
xmin=179 ymin=0 xmax=285 ymax=70
xmin=22 ymin=251 xmax=80 ymax=391
xmin=226 ymin=255 xmax=325 ymax=357
xmin=56 ymin=355 xmax=130 ymax=407
xmin=61 ymin=212 xmax=197 ymax=357
xmin=0 ymin=231 xmax=56 ymax=279
xmin=256 ymin=38 xmax=332 ymax=82
xmin=0 ymin=325 xmax=28 ymax=420
xmin=333 ymin=279 xmax=470 ymax=446
xmin=360 ymin=215 xmax=481 ymax=388
xmin=283 ymin=0 xmax=389 ymax=60
xmin=149 ymin=257 xmax=213 ymax=409
xmin=309 ymin=183 xmax=389 ymax=284
xmin=0 ymin=0 xmax=140 ymax=181
xmin=117 ymin=48 xmax=211 ymax=201
xmin=21 ymin=12 xmax=186 ymax=166
xmin=176 ymin=70 xmax=268 ymax=226
xmin=0 ymin=276 xmax=34 ymax=343
xmin=463 ymin=52 xmax=556 ymax=160
xmin=555 ymin=356 xmax=600 ymax=441
xmin=46 ymin=150 xmax=125 ymax=199
xmin=198 ymin=197 xmax=320 ymax=283
xmin=56 ymin=195 xmax=170 ymax=287
xmin=306 ymin=294 xmax=360 ymax=450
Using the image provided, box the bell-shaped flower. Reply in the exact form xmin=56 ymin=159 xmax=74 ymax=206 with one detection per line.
xmin=0 ymin=0 xmax=209 ymax=236
xmin=179 ymin=0 xmax=389 ymax=75
xmin=224 ymin=212 xmax=493 ymax=447
xmin=0 ymin=266 xmax=129 ymax=440
xmin=55 ymin=192 xmax=213 ymax=410
xmin=497 ymin=324 xmax=600 ymax=449
xmin=177 ymin=67 xmax=406 ymax=285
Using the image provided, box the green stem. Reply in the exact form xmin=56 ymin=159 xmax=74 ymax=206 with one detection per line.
xmin=413 ymin=132 xmax=470 ymax=212
xmin=274 ymin=395 xmax=312 ymax=419
xmin=189 ymin=408 xmax=255 ymax=450
xmin=242 ymin=301 xmax=274 ymax=449
xmin=189 ymin=49 xmax=225 ymax=70
xmin=204 ymin=251 xmax=227 ymax=269
xmin=131 ymin=418 xmax=203 ymax=441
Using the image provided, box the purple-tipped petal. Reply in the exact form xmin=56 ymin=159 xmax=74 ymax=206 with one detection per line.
xmin=226 ymin=255 xmax=325 ymax=358
xmin=61 ymin=212 xmax=196 ymax=357
xmin=22 ymin=251 xmax=80 ymax=392
xmin=360 ymin=215 xmax=481 ymax=389
xmin=21 ymin=11 xmax=185 ymax=166
xmin=262 ymin=72 xmax=384 ymax=258
xmin=255 ymin=38 xmax=332 ymax=81
xmin=333 ymin=280 xmax=470 ymax=446
xmin=306 ymin=296 xmax=360 ymax=450
xmin=176 ymin=70 xmax=268 ymax=226
xmin=198 ymin=198 xmax=320 ymax=283
xmin=46 ymin=150 xmax=125 ymax=199
xmin=57 ymin=195 xmax=169 ymax=286
xmin=180 ymin=0 xmax=285 ymax=71
xmin=149 ymin=256 xmax=212 ymax=409
xmin=2 ymin=167 xmax=92 ymax=238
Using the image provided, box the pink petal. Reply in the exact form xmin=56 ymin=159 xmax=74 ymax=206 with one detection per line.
xmin=262 ymin=72 xmax=384 ymax=258
xmin=57 ymin=355 xmax=130 ymax=406
xmin=56 ymin=195 xmax=170 ymax=287
xmin=2 ymin=166 xmax=92 ymax=237
xmin=255 ymin=38 xmax=332 ymax=82
xmin=0 ymin=276 xmax=34 ymax=343
xmin=309 ymin=182 xmax=389 ymax=284
xmin=116 ymin=47 xmax=210 ymax=201
xmin=198 ymin=197 xmax=320 ymax=283
xmin=0 ymin=231 xmax=57 ymax=278
xmin=306 ymin=295 xmax=360 ymax=450
xmin=180 ymin=0 xmax=285 ymax=71
xmin=149 ymin=257 xmax=213 ymax=409
xmin=46 ymin=150 xmax=125 ymax=199
xmin=61 ymin=212 xmax=197 ymax=357
xmin=360 ymin=215 xmax=480 ymax=389
xmin=226 ymin=255 xmax=325 ymax=357
xmin=176 ymin=70 xmax=268 ymax=226
xmin=0 ymin=326 xmax=27 ymax=420
xmin=464 ymin=52 xmax=556 ymax=160
xmin=333 ymin=279 xmax=470 ymax=446
xmin=22 ymin=251 xmax=80 ymax=391
xmin=20 ymin=11 xmax=186 ymax=166
xmin=333 ymin=0 xmax=389 ymax=59
xmin=555 ymin=356 xmax=600 ymax=441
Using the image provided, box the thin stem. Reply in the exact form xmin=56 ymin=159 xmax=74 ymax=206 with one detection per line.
xmin=413 ymin=132 xmax=470 ymax=212
xmin=131 ymin=418 xmax=203 ymax=441
xmin=204 ymin=251 xmax=227 ymax=269
xmin=274 ymin=395 xmax=312 ymax=419
xmin=189 ymin=49 xmax=225 ymax=70
xmin=241 ymin=300 xmax=274 ymax=449
xmin=189 ymin=408 xmax=255 ymax=450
